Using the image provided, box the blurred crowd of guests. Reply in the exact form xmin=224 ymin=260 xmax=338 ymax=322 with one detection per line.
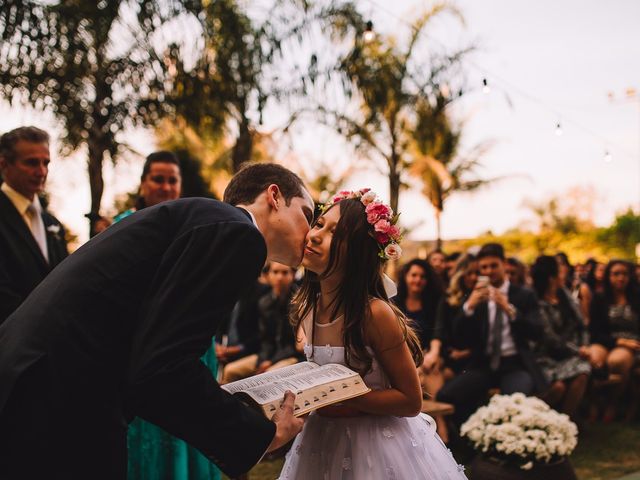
xmin=1 ymin=125 xmax=639 ymax=461
xmin=396 ymin=246 xmax=640 ymax=444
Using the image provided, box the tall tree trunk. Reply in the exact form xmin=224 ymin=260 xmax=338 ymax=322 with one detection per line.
xmin=388 ymin=155 xmax=401 ymax=216
xmin=231 ymin=117 xmax=253 ymax=173
xmin=87 ymin=137 xmax=105 ymax=238
xmin=435 ymin=208 xmax=442 ymax=250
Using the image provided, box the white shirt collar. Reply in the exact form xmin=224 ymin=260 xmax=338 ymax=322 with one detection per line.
xmin=498 ymin=278 xmax=510 ymax=295
xmin=1 ymin=182 xmax=41 ymax=216
xmin=242 ymin=208 xmax=258 ymax=228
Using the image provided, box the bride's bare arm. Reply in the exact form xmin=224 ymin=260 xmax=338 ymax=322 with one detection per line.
xmin=343 ymin=299 xmax=423 ymax=417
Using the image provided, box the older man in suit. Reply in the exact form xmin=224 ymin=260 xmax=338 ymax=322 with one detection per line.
xmin=0 ymin=163 xmax=313 ymax=479
xmin=0 ymin=126 xmax=68 ymax=324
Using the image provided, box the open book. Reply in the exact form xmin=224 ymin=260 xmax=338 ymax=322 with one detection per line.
xmin=221 ymin=361 xmax=370 ymax=419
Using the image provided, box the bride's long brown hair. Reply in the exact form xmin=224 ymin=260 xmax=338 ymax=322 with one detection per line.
xmin=291 ymin=198 xmax=422 ymax=375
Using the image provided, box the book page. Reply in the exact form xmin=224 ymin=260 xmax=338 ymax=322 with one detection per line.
xmin=237 ymin=364 xmax=358 ymax=405
xmin=221 ymin=361 xmax=318 ymax=395
xmin=261 ymin=375 xmax=370 ymax=419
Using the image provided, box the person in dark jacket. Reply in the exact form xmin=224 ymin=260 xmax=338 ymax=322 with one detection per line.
xmin=0 ymin=126 xmax=68 ymax=324
xmin=0 ymin=163 xmax=313 ymax=479
xmin=588 ymin=260 xmax=640 ymax=421
xmin=436 ymin=243 xmax=545 ymax=426
xmin=530 ymin=255 xmax=591 ymax=420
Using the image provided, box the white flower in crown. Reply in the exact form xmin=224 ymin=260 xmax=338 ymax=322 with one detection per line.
xmin=383 ymin=243 xmax=402 ymax=260
xmin=360 ymin=190 xmax=377 ymax=205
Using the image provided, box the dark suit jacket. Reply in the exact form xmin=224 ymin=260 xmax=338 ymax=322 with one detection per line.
xmin=0 ymin=198 xmax=275 ymax=478
xmin=452 ymin=282 xmax=548 ymax=392
xmin=0 ymin=190 xmax=68 ymax=323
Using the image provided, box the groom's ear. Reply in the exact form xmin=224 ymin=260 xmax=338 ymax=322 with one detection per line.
xmin=266 ymin=184 xmax=282 ymax=211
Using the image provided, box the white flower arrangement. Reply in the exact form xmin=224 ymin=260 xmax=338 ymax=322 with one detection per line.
xmin=460 ymin=393 xmax=578 ymax=470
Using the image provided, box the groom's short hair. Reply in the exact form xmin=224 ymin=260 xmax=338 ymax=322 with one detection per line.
xmin=223 ymin=163 xmax=307 ymax=206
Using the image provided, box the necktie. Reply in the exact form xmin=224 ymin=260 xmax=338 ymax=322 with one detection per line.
xmin=490 ymin=309 xmax=505 ymax=371
xmin=27 ymin=203 xmax=49 ymax=263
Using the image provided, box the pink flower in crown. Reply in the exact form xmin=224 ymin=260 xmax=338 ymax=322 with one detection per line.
xmin=388 ymin=224 xmax=401 ymax=240
xmin=374 ymin=219 xmax=392 ymax=234
xmin=365 ymin=202 xmax=392 ymax=223
xmin=375 ymin=232 xmax=390 ymax=244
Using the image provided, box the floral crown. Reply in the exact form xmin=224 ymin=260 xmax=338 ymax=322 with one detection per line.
xmin=320 ymin=188 xmax=402 ymax=261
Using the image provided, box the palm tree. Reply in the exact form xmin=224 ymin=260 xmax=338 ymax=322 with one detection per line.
xmin=410 ymin=103 xmax=504 ymax=248
xmin=293 ymin=3 xmax=469 ymax=217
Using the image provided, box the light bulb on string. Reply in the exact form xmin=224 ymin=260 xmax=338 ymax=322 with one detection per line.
xmin=482 ymin=78 xmax=490 ymax=94
xmin=363 ymin=21 xmax=375 ymax=43
xmin=555 ymin=122 xmax=563 ymax=136
xmin=604 ymin=150 xmax=613 ymax=163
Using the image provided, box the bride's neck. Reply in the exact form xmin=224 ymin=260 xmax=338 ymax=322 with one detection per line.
xmin=318 ymin=275 xmax=342 ymax=315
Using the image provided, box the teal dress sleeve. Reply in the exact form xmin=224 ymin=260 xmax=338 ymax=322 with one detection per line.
xmin=113 ymin=208 xmax=137 ymax=224
xmin=127 ymin=340 xmax=222 ymax=480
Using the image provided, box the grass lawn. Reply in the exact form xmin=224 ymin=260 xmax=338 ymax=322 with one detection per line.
xmin=223 ymin=421 xmax=640 ymax=480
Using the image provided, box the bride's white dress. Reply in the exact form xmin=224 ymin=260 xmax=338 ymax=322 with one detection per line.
xmin=278 ymin=314 xmax=467 ymax=480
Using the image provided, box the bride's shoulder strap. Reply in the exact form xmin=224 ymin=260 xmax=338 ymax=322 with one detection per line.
xmin=301 ymin=309 xmax=313 ymax=337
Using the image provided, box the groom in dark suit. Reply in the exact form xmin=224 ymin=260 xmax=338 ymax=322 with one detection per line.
xmin=0 ymin=163 xmax=313 ymax=479
xmin=436 ymin=243 xmax=546 ymax=425
xmin=0 ymin=126 xmax=68 ymax=323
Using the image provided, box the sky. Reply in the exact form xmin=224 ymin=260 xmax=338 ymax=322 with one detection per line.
xmin=1 ymin=0 xmax=639 ymax=243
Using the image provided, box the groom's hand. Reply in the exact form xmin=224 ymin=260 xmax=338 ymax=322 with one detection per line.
xmin=266 ymin=391 xmax=304 ymax=452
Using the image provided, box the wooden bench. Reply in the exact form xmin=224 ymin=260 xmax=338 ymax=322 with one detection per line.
xmin=592 ymin=372 xmax=624 ymax=388
xmin=421 ymin=399 xmax=454 ymax=416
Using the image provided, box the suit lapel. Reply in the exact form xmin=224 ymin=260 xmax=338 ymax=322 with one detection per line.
xmin=0 ymin=190 xmax=49 ymax=269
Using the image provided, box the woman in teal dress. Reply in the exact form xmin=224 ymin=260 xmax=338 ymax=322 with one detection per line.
xmin=114 ymin=151 xmax=221 ymax=480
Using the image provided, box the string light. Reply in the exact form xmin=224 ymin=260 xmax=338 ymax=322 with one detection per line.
xmin=555 ymin=122 xmax=563 ymax=136
xmin=604 ymin=150 xmax=613 ymax=163
xmin=360 ymin=0 xmax=637 ymax=162
xmin=482 ymin=78 xmax=490 ymax=94
xmin=363 ymin=21 xmax=375 ymax=43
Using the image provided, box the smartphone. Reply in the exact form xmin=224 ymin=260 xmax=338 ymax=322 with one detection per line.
xmin=477 ymin=275 xmax=490 ymax=288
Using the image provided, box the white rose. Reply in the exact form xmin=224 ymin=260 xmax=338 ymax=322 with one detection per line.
xmin=360 ymin=191 xmax=377 ymax=205
xmin=384 ymin=243 xmax=402 ymax=260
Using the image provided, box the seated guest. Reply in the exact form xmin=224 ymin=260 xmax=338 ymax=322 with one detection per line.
xmin=394 ymin=258 xmax=448 ymax=440
xmin=0 ymin=126 xmax=68 ymax=324
xmin=578 ymin=261 xmax=606 ymax=325
xmin=427 ymin=249 xmax=448 ymax=285
xmin=223 ymin=262 xmax=302 ymax=383
xmin=436 ymin=254 xmax=477 ymax=378
xmin=436 ymin=243 xmax=546 ymax=426
xmin=445 ymin=251 xmax=462 ymax=281
xmin=530 ymin=255 xmax=591 ymax=420
xmin=588 ymin=260 xmax=640 ymax=422
xmin=556 ymin=252 xmax=574 ymax=290
xmin=216 ymin=277 xmax=269 ymax=371
xmin=506 ymin=256 xmax=527 ymax=288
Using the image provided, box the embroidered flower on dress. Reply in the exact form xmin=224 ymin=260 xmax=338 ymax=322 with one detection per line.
xmin=382 ymin=427 xmax=394 ymax=438
xmin=342 ymin=457 xmax=352 ymax=470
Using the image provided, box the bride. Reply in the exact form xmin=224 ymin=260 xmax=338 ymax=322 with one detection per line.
xmin=278 ymin=189 xmax=467 ymax=479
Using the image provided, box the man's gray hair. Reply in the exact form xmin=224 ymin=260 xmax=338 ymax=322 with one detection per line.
xmin=0 ymin=126 xmax=50 ymax=164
